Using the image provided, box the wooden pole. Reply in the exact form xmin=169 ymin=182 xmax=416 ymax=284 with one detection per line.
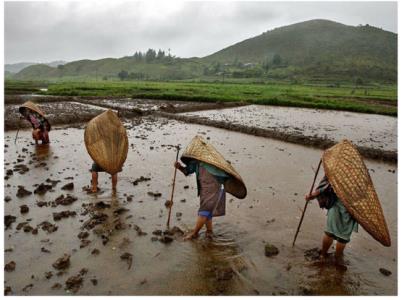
xmin=14 ymin=118 xmax=22 ymax=144
xmin=292 ymin=158 xmax=322 ymax=247
xmin=166 ymin=145 xmax=180 ymax=228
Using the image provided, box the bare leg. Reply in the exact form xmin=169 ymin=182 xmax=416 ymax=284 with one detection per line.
xmin=184 ymin=216 xmax=207 ymax=240
xmin=205 ymin=219 xmax=213 ymax=238
xmin=321 ymin=233 xmax=334 ymax=259
xmin=335 ymin=242 xmax=347 ymax=271
xmin=335 ymin=242 xmax=346 ymax=262
xmin=111 ymin=174 xmax=118 ymax=191
xmin=91 ymin=172 xmax=98 ymax=193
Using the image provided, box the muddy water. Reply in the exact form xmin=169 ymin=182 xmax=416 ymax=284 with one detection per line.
xmin=181 ymin=105 xmax=397 ymax=152
xmin=4 ymin=117 xmax=397 ymax=295
xmin=4 ymin=102 xmax=108 ymax=130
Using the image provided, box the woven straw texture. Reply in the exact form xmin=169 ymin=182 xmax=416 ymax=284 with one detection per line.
xmin=322 ymin=139 xmax=391 ymax=246
xmin=181 ymin=135 xmax=247 ymax=199
xmin=84 ymin=110 xmax=128 ymax=175
xmin=19 ymin=101 xmax=51 ymax=131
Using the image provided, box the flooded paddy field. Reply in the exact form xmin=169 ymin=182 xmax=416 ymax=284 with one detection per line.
xmin=4 ymin=102 xmax=109 ymax=130
xmin=4 ymin=116 xmax=397 ymax=295
xmin=179 ymin=105 xmax=397 ymax=158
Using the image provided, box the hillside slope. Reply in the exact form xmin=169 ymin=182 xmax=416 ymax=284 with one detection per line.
xmin=13 ymin=19 xmax=397 ymax=82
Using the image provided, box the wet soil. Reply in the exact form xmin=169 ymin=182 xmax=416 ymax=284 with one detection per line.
xmin=5 ymin=96 xmax=395 ymax=163
xmin=176 ymin=105 xmax=397 ymax=162
xmin=4 ymin=117 xmax=397 ymax=295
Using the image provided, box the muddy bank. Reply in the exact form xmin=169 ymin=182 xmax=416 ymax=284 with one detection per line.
xmin=82 ymin=98 xmax=246 ymax=114
xmin=4 ymin=102 xmax=140 ymax=131
xmin=157 ymin=112 xmax=397 ymax=162
xmin=4 ymin=95 xmax=245 ymax=130
xmin=178 ymin=105 xmax=397 ymax=154
xmin=3 ymin=117 xmax=397 ymax=295
xmin=4 ymin=95 xmax=134 ymax=105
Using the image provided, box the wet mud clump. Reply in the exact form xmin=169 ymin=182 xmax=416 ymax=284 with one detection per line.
xmin=120 ymin=252 xmax=133 ymax=269
xmin=5 ymin=215 xmax=17 ymax=229
xmin=34 ymin=183 xmax=53 ymax=195
xmin=16 ymin=186 xmax=32 ymax=198
xmin=53 ymin=210 xmax=77 ymax=221
xmin=55 ymin=194 xmax=78 ymax=206
xmin=20 ymin=204 xmax=29 ymax=214
xmin=65 ymin=273 xmax=84 ymax=293
xmin=61 ymin=182 xmax=74 ymax=190
xmin=52 ymin=254 xmax=71 ymax=270
xmin=132 ymin=176 xmax=151 ymax=185
xmin=379 ymin=268 xmax=392 ymax=276
xmin=39 ymin=221 xmax=58 ymax=233
xmin=265 ymin=244 xmax=279 ymax=257
xmin=5 ymin=261 xmax=16 ymax=272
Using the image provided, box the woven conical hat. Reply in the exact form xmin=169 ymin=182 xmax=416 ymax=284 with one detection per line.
xmin=84 ymin=110 xmax=128 ymax=175
xmin=181 ymin=135 xmax=247 ymax=199
xmin=19 ymin=101 xmax=51 ymax=131
xmin=322 ymin=139 xmax=391 ymax=246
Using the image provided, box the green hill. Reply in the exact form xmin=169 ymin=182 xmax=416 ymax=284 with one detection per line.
xmin=13 ymin=19 xmax=397 ymax=83
xmin=205 ymin=19 xmax=397 ymax=82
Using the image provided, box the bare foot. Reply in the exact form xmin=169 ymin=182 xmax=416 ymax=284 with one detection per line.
xmin=334 ymin=257 xmax=348 ymax=272
xmin=91 ymin=187 xmax=98 ymax=193
xmin=205 ymin=230 xmax=214 ymax=239
xmin=183 ymin=232 xmax=199 ymax=241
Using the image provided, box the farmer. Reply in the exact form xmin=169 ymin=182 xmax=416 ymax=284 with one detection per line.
xmin=174 ymin=159 xmax=230 ymax=240
xmin=20 ymin=109 xmax=50 ymax=145
xmin=90 ymin=162 xmax=118 ymax=193
xmin=305 ymin=175 xmax=358 ymax=266
xmin=84 ymin=110 xmax=128 ymax=194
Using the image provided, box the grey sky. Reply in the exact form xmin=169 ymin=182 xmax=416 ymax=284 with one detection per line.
xmin=5 ymin=1 xmax=397 ymax=64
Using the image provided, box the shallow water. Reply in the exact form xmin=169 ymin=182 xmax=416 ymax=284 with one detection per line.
xmin=181 ymin=105 xmax=397 ymax=152
xmin=4 ymin=117 xmax=397 ymax=295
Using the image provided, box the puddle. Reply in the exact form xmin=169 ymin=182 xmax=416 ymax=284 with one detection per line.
xmin=4 ymin=117 xmax=397 ymax=295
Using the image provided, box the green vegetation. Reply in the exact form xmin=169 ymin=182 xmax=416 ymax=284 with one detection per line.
xmin=4 ymin=80 xmax=48 ymax=95
xmin=11 ymin=20 xmax=397 ymax=84
xmin=5 ymin=19 xmax=397 ymax=116
xmin=4 ymin=79 xmax=396 ymax=116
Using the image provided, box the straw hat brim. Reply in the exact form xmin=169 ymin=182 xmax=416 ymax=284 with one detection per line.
xmin=19 ymin=101 xmax=51 ymax=131
xmin=322 ymin=139 xmax=391 ymax=247
xmin=181 ymin=135 xmax=247 ymax=199
xmin=84 ymin=110 xmax=128 ymax=175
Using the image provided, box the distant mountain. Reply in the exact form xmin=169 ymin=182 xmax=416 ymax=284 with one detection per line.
xmin=12 ymin=19 xmax=397 ymax=83
xmin=5 ymin=60 xmax=66 ymax=73
xmin=205 ymin=19 xmax=396 ymax=64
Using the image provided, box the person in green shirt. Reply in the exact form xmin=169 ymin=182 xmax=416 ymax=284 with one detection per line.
xmin=306 ymin=176 xmax=358 ymax=267
xmin=175 ymin=159 xmax=230 ymax=240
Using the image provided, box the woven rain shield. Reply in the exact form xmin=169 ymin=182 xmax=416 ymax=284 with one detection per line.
xmin=19 ymin=101 xmax=51 ymax=131
xmin=181 ymin=135 xmax=247 ymax=199
xmin=84 ymin=110 xmax=128 ymax=175
xmin=322 ymin=139 xmax=391 ymax=246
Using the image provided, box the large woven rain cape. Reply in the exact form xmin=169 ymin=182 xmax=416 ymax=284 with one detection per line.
xmin=84 ymin=110 xmax=128 ymax=175
xmin=181 ymin=135 xmax=247 ymax=199
xmin=19 ymin=101 xmax=51 ymax=131
xmin=322 ymin=139 xmax=391 ymax=246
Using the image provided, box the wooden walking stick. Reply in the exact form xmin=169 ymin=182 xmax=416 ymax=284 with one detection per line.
xmin=166 ymin=145 xmax=180 ymax=228
xmin=14 ymin=118 xmax=22 ymax=144
xmin=292 ymin=158 xmax=322 ymax=247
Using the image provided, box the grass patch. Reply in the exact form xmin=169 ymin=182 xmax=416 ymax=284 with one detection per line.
xmin=5 ymin=79 xmax=397 ymax=116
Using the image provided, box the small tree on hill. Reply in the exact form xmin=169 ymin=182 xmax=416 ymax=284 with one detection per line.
xmin=118 ymin=70 xmax=129 ymax=81
xmin=145 ymin=49 xmax=157 ymax=63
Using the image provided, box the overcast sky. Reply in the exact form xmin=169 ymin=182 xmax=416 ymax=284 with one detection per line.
xmin=4 ymin=1 xmax=397 ymax=64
